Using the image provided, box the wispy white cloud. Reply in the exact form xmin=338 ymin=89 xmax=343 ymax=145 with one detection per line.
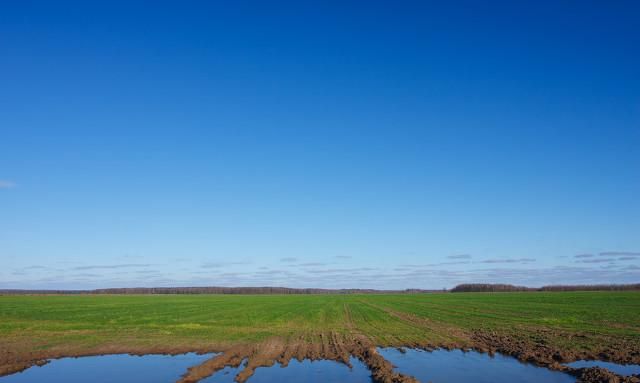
xmin=480 ymin=258 xmax=535 ymax=264
xmin=5 ymin=261 xmax=640 ymax=291
xmin=73 ymin=264 xmax=152 ymax=270
xmin=430 ymin=261 xmax=472 ymax=266
xmin=574 ymin=251 xmax=640 ymax=263
xmin=577 ymin=258 xmax=617 ymax=264
xmin=599 ymin=251 xmax=640 ymax=257
xmin=201 ymin=261 xmax=246 ymax=269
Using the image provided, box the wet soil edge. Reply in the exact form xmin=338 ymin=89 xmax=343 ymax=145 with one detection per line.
xmin=2 ymin=331 xmax=640 ymax=383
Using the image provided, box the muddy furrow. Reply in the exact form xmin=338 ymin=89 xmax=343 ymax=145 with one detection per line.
xmin=343 ymin=302 xmax=355 ymax=330
xmin=472 ymin=330 xmax=640 ymax=383
xmin=175 ymin=333 xmax=419 ymax=383
xmin=234 ymin=337 xmax=288 ymax=382
xmin=177 ymin=344 xmax=251 ymax=383
xmin=348 ymin=334 xmax=419 ymax=383
xmin=472 ymin=329 xmax=640 ymax=366
xmin=275 ymin=334 xmax=306 ymax=367
xmin=232 ymin=334 xmax=371 ymax=383
xmin=570 ymin=367 xmax=640 ymax=383
xmin=357 ymin=300 xmax=470 ymax=347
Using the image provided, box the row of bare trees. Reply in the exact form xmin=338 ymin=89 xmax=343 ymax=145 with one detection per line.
xmin=0 ymin=287 xmax=431 ymax=295
xmin=2 ymin=283 xmax=638 ymax=295
xmin=91 ymin=287 xmax=384 ymax=294
xmin=450 ymin=283 xmax=640 ymax=292
xmin=450 ymin=284 xmax=531 ymax=292
xmin=539 ymin=283 xmax=640 ymax=291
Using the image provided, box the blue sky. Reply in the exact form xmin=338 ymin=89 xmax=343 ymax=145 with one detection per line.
xmin=1 ymin=1 xmax=639 ymax=289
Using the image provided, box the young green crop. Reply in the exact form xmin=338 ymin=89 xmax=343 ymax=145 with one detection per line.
xmin=0 ymin=292 xmax=638 ymax=355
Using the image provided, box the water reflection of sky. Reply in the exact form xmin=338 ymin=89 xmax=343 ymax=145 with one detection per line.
xmin=379 ymin=348 xmax=575 ymax=383
xmin=0 ymin=353 xmax=214 ymax=383
xmin=202 ymin=357 xmax=372 ymax=383
xmin=1 ymin=354 xmax=373 ymax=383
xmin=6 ymin=349 xmax=637 ymax=383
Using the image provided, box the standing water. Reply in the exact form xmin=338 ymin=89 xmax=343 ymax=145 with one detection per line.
xmin=2 ymin=349 xmax=597 ymax=382
xmin=379 ymin=348 xmax=575 ymax=383
xmin=247 ymin=358 xmax=372 ymax=383
xmin=0 ymin=353 xmax=214 ymax=383
xmin=201 ymin=357 xmax=372 ymax=382
xmin=1 ymin=354 xmax=374 ymax=383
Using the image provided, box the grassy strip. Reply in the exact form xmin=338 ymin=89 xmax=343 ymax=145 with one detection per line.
xmin=0 ymin=292 xmax=638 ymax=354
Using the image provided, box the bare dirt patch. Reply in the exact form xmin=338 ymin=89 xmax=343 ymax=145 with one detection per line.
xmin=2 ymin=328 xmax=638 ymax=382
xmin=471 ymin=329 xmax=640 ymax=383
xmin=177 ymin=332 xmax=417 ymax=383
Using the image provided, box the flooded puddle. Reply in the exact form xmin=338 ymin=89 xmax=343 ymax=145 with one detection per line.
xmin=565 ymin=360 xmax=640 ymax=376
xmin=202 ymin=357 xmax=372 ymax=383
xmin=200 ymin=363 xmax=245 ymax=383
xmin=10 ymin=349 xmax=630 ymax=382
xmin=0 ymin=353 xmax=214 ymax=383
xmin=379 ymin=348 xmax=575 ymax=383
xmin=1 ymin=354 xmax=373 ymax=383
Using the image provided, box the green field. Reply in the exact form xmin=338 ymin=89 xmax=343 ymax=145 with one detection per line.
xmin=1 ymin=291 xmax=639 ymax=359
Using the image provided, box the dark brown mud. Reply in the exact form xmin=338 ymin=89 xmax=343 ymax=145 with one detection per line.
xmin=177 ymin=333 xmax=417 ymax=383
xmin=471 ymin=329 xmax=640 ymax=383
xmin=177 ymin=344 xmax=251 ymax=383
xmin=568 ymin=367 xmax=640 ymax=383
xmin=472 ymin=329 xmax=640 ymax=365
xmin=157 ymin=331 xmax=640 ymax=383
xmin=3 ymin=328 xmax=639 ymax=383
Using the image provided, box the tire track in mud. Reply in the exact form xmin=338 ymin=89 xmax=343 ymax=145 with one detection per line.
xmin=343 ymin=303 xmax=353 ymax=328
xmin=175 ymin=333 xmax=419 ymax=383
xmin=351 ymin=301 xmax=640 ymax=383
xmin=355 ymin=299 xmax=471 ymax=347
xmin=472 ymin=329 xmax=640 ymax=383
xmin=5 ymin=301 xmax=638 ymax=383
xmin=177 ymin=344 xmax=250 ymax=383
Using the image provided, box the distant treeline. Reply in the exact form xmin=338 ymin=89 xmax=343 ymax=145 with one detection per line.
xmin=539 ymin=283 xmax=640 ymax=292
xmin=0 ymin=289 xmax=88 ymax=295
xmin=91 ymin=287 xmax=412 ymax=295
xmin=450 ymin=283 xmax=640 ymax=293
xmin=0 ymin=287 xmax=437 ymax=295
xmin=1 ymin=283 xmax=639 ymax=295
xmin=450 ymin=284 xmax=531 ymax=292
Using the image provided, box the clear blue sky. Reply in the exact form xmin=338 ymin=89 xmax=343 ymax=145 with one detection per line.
xmin=1 ymin=1 xmax=639 ymax=289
